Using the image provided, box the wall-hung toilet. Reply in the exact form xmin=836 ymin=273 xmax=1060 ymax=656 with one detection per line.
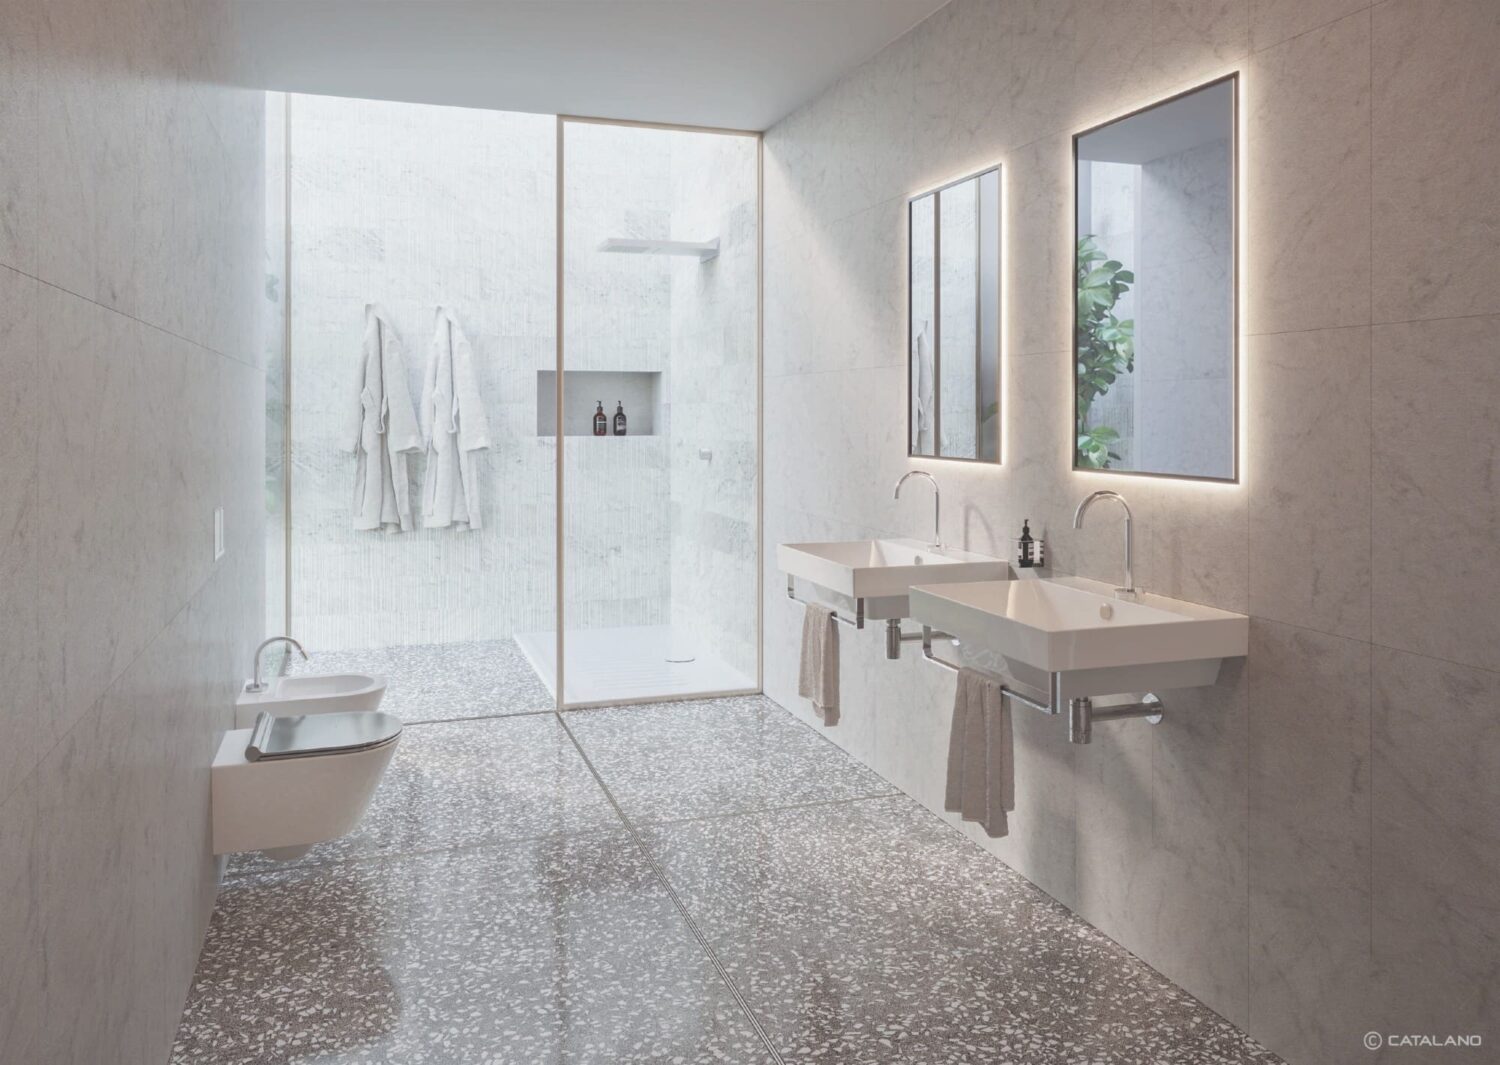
xmin=212 ymin=710 xmax=403 ymax=860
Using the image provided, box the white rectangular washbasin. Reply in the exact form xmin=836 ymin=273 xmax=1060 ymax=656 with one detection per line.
xmin=778 ymin=538 xmax=1008 ymax=620
xmin=235 ymin=672 xmax=388 ymax=728
xmin=909 ymin=576 xmax=1248 ymax=699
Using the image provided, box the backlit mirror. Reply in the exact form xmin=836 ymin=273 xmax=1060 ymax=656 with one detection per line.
xmin=909 ymin=165 xmax=1001 ymax=462
xmin=1073 ymin=75 xmax=1237 ymax=480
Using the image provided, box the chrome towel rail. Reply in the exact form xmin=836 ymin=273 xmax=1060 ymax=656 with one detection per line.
xmin=786 ymin=575 xmax=865 ymax=629
xmin=919 ymin=626 xmax=1163 ymax=744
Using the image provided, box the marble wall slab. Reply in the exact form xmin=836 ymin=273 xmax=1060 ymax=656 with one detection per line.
xmin=0 ymin=0 xmax=265 ymax=1061
xmin=761 ymin=1 xmax=1497 ymax=1063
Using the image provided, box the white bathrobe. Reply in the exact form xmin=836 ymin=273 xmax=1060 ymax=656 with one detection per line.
xmin=344 ymin=305 xmax=422 ymax=532
xmin=420 ymin=307 xmax=491 ymax=529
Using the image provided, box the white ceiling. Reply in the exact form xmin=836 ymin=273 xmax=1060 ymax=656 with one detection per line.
xmin=232 ymin=1 xmax=951 ymax=131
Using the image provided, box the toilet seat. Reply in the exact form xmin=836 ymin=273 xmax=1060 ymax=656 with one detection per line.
xmin=245 ymin=710 xmax=402 ymax=762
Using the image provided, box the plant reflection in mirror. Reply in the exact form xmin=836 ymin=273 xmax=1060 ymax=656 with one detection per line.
xmin=1075 ymin=235 xmax=1134 ymax=468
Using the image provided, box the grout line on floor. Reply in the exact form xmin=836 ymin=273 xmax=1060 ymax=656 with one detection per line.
xmin=399 ymin=707 xmax=558 ymax=726
xmin=635 ymin=789 xmax=904 ymax=829
xmin=219 ymin=823 xmax=631 ymax=882
xmin=554 ymin=710 xmax=788 ymax=1065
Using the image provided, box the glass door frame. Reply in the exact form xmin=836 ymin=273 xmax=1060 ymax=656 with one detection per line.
xmin=553 ymin=115 xmax=764 ymax=711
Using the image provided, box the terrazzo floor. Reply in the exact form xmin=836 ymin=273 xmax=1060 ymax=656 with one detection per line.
xmin=174 ymin=694 xmax=1284 ymax=1065
xmin=286 ymin=639 xmax=556 ymax=721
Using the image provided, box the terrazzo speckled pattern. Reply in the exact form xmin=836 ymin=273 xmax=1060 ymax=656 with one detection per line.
xmin=642 ymin=796 xmax=1282 ymax=1064
xmin=178 ymin=694 xmax=1282 ymax=1064
xmin=227 ymin=715 xmax=620 ymax=876
xmin=563 ymin=694 xmax=899 ymax=822
xmin=177 ymin=834 xmax=773 ymax=1064
xmin=286 ymin=639 xmax=555 ymax=721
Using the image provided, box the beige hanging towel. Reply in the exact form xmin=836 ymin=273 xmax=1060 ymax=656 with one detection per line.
xmin=944 ymin=667 xmax=1014 ymax=837
xmin=797 ymin=603 xmax=840 ymax=726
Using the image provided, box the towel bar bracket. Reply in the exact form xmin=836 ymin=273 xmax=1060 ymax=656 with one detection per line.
xmin=885 ymin=618 xmax=953 ymax=659
xmin=920 ymin=626 xmax=1164 ymax=744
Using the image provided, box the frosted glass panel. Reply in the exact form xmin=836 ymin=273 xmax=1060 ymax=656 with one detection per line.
xmin=287 ymin=95 xmax=557 ymax=651
xmin=558 ymin=120 xmax=759 ymax=705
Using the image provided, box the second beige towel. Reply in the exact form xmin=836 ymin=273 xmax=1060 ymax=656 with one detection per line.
xmin=797 ymin=603 xmax=840 ymax=726
xmin=944 ymin=667 xmax=1014 ymax=837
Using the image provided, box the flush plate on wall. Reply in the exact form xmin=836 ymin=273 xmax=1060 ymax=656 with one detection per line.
xmin=214 ymin=506 xmax=225 ymax=561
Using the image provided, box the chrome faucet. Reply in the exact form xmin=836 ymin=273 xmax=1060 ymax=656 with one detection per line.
xmin=246 ymin=636 xmax=308 ymax=693
xmin=894 ymin=470 xmax=942 ymax=550
xmin=1072 ymin=490 xmax=1137 ymax=598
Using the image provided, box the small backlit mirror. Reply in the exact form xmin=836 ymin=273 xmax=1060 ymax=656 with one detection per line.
xmin=1073 ymin=75 xmax=1237 ymax=481
xmin=909 ymin=165 xmax=1001 ymax=463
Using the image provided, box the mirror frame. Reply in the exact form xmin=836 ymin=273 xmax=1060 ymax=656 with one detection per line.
xmin=1070 ymin=72 xmax=1240 ymax=483
xmin=907 ymin=163 xmax=1003 ymax=464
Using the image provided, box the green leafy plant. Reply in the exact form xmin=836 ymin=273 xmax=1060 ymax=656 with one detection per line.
xmin=1075 ymin=235 xmax=1135 ymax=468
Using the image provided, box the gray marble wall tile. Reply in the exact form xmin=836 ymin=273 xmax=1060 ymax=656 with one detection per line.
xmin=1250 ymin=0 xmax=1373 ymax=51
xmin=0 ymin=775 xmax=41 ymax=1065
xmin=37 ymin=292 xmax=220 ymax=746
xmin=1150 ymin=0 xmax=1253 ymax=85
xmin=1372 ymin=315 xmax=1500 ymax=673
xmin=1247 ymin=621 xmax=1374 ymax=1065
xmin=1246 ymin=326 xmax=1372 ymax=641
xmin=1243 ymin=10 xmax=1371 ymax=335
xmin=1372 ymin=650 xmax=1500 ymax=1052
xmin=0 ymin=268 xmax=39 ymax=805
xmin=0 ymin=0 xmax=39 ymax=276
xmin=1372 ymin=0 xmax=1500 ymax=323
xmin=3 ymin=1 xmax=265 ymax=1060
xmin=1007 ymin=135 xmax=1074 ymax=358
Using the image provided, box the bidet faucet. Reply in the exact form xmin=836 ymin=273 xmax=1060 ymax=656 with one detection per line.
xmin=1072 ymin=490 xmax=1136 ymax=598
xmin=894 ymin=470 xmax=942 ymax=550
xmin=246 ymin=636 xmax=308 ymax=693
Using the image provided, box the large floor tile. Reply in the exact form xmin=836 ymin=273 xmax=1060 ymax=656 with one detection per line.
xmin=175 ymin=834 xmax=773 ymax=1065
xmin=563 ymin=694 xmax=896 ymax=823
xmin=228 ymin=714 xmax=620 ymax=875
xmin=644 ymin=797 xmax=1282 ymax=1064
xmin=288 ymin=638 xmax=555 ymax=720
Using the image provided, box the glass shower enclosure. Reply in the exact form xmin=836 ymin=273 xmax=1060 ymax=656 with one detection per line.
xmin=270 ymin=95 xmax=760 ymax=711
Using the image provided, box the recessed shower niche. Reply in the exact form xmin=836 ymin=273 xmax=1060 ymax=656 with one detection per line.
xmin=535 ymin=371 xmax=664 ymax=436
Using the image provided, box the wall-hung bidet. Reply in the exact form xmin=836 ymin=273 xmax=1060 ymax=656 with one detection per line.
xmin=237 ymin=635 xmax=388 ymax=727
xmin=212 ymin=710 xmax=402 ymax=860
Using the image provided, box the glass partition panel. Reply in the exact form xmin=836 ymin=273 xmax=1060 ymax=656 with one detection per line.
xmin=557 ymin=119 xmax=759 ymax=706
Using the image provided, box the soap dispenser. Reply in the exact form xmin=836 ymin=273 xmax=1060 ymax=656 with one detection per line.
xmin=593 ymin=401 xmax=607 ymax=437
xmin=1017 ymin=519 xmax=1040 ymax=568
xmin=613 ymin=401 xmax=627 ymax=436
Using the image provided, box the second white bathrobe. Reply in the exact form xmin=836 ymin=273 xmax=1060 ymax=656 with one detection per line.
xmin=420 ymin=307 xmax=492 ymax=529
xmin=345 ymin=305 xmax=422 ymax=532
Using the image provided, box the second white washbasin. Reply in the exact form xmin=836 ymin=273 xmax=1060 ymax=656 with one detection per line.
xmin=779 ymin=538 xmax=1008 ymax=620
xmin=909 ymin=576 xmax=1248 ymax=698
xmin=235 ymin=672 xmax=388 ymax=728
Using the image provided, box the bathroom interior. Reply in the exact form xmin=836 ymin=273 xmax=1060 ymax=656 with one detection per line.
xmin=1 ymin=2 xmax=1495 ymax=1064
